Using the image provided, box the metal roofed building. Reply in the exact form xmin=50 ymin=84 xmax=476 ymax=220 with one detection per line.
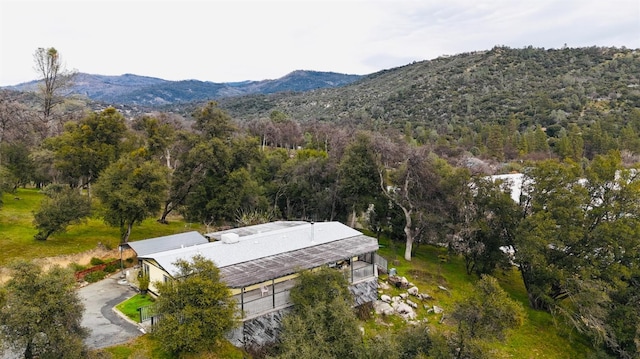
xmin=129 ymin=221 xmax=385 ymax=346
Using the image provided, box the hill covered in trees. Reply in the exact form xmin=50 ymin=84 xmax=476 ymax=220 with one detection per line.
xmin=218 ymin=46 xmax=640 ymax=162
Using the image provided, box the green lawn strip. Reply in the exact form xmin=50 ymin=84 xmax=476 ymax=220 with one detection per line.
xmin=115 ymin=294 xmax=156 ymax=322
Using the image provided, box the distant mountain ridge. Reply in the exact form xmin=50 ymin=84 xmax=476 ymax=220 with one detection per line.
xmin=5 ymin=70 xmax=362 ymax=106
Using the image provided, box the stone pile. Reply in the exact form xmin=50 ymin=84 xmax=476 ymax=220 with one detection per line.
xmin=374 ymin=276 xmax=439 ymax=322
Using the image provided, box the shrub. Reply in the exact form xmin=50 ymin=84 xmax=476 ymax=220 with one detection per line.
xmin=84 ymin=270 xmax=107 ymax=283
xmin=90 ymin=257 xmax=105 ymax=266
xmin=69 ymin=262 xmax=87 ymax=272
xmin=104 ymin=263 xmax=119 ymax=273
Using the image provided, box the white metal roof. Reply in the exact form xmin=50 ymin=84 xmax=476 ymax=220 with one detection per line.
xmin=137 ymin=221 xmax=367 ymax=277
xmin=126 ymin=231 xmax=209 ymax=257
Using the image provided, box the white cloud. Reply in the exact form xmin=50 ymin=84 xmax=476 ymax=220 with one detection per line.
xmin=1 ymin=0 xmax=638 ymax=86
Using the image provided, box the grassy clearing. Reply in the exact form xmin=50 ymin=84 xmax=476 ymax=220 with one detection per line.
xmin=0 ymin=188 xmax=203 ymax=266
xmin=115 ymin=294 xmax=156 ymax=322
xmin=374 ymin=235 xmax=594 ymax=358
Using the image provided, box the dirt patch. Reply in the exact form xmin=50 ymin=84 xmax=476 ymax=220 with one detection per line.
xmin=0 ymin=246 xmax=137 ymax=284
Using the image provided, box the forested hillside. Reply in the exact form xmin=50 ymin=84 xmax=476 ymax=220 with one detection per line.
xmin=221 ymin=46 xmax=640 ymax=161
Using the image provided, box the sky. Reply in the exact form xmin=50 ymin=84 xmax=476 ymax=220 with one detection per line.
xmin=1 ymin=0 xmax=639 ymax=86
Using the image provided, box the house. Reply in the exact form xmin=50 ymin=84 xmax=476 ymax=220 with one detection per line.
xmin=127 ymin=221 xmax=385 ymax=347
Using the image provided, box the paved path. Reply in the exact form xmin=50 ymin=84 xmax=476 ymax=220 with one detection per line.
xmin=79 ymin=274 xmax=144 ymax=348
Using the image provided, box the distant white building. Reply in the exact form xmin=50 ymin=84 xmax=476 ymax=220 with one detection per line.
xmin=488 ymin=173 xmax=526 ymax=203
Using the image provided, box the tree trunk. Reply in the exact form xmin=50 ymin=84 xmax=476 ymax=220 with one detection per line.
xmin=122 ymin=222 xmax=133 ymax=243
xmin=165 ymin=148 xmax=172 ymax=169
xmin=24 ymin=340 xmax=34 ymax=359
xmin=403 ymin=207 xmax=414 ymax=261
xmin=404 ymin=234 xmax=414 ymax=261
xmin=349 ymin=208 xmax=357 ymax=228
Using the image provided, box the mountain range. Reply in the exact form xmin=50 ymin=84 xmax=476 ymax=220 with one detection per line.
xmin=4 ymin=70 xmax=362 ymax=106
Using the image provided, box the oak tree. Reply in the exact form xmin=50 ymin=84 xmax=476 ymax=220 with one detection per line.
xmin=0 ymin=261 xmax=88 ymax=359
xmin=94 ymin=152 xmax=169 ymax=243
xmin=152 ymin=255 xmax=236 ymax=355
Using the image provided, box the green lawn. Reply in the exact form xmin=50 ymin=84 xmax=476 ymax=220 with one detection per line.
xmin=0 ymin=188 xmax=203 ymax=266
xmin=374 ymin=235 xmax=594 ymax=358
xmin=115 ymin=294 xmax=156 ymax=323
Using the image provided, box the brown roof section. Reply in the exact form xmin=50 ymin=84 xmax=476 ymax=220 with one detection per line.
xmin=219 ymin=234 xmax=378 ymax=288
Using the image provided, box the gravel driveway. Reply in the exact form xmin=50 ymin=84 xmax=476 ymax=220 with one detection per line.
xmin=79 ymin=274 xmax=144 ymax=348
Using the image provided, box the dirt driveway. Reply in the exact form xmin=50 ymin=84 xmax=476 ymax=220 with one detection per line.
xmin=79 ymin=273 xmax=144 ymax=348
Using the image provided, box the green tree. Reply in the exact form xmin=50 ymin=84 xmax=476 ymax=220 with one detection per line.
xmin=0 ymin=261 xmax=88 ymax=359
xmin=378 ymin=147 xmax=451 ymax=261
xmin=94 ymin=152 xmax=169 ymax=243
xmin=2 ymin=143 xmax=34 ymax=188
xmin=449 ymin=176 xmax=518 ymax=275
xmin=486 ymin=124 xmax=505 ymax=160
xmin=274 ymin=267 xmax=364 ymax=358
xmin=451 ymin=275 xmax=525 ymax=358
xmin=273 ymin=149 xmax=340 ymax=221
xmin=338 ymin=132 xmax=381 ymax=226
xmin=46 ymin=107 xmax=128 ymax=191
xmin=152 ymin=255 xmax=236 ymax=355
xmin=192 ymin=101 xmax=236 ymax=140
xmin=131 ymin=114 xmax=178 ymax=168
xmin=33 ymin=184 xmax=91 ymax=240
xmin=514 ymin=152 xmax=640 ymax=356
xmin=0 ymin=165 xmax=13 ymax=207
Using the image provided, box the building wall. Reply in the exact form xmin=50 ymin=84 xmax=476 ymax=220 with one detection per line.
xmin=141 ymin=259 xmax=171 ymax=294
xmin=349 ymin=277 xmax=379 ymax=306
xmin=226 ymin=307 xmax=292 ymax=349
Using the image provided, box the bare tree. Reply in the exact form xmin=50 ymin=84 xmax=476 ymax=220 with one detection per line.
xmin=33 ymin=47 xmax=75 ymax=126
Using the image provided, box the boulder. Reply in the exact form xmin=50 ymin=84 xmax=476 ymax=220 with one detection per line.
xmin=380 ymin=294 xmax=391 ymax=303
xmin=378 ymin=281 xmax=391 ymax=290
xmin=400 ymin=293 xmax=408 ymax=299
xmin=433 ymin=305 xmax=444 ymax=314
xmin=407 ymin=286 xmax=419 ymax=296
xmin=406 ymin=299 xmax=418 ymax=308
xmin=373 ymin=300 xmax=395 ymax=316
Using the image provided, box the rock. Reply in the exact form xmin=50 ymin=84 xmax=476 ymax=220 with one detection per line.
xmin=374 ymin=300 xmax=395 ymax=316
xmin=406 ymin=299 xmax=418 ymax=308
xmin=393 ymin=302 xmax=417 ymax=320
xmin=433 ymin=305 xmax=444 ymax=314
xmin=378 ymin=281 xmax=391 ymax=290
xmin=418 ymin=293 xmax=433 ymax=300
xmin=400 ymin=293 xmax=408 ymax=299
xmin=380 ymin=294 xmax=391 ymax=303
xmin=407 ymin=286 xmax=419 ymax=296
xmin=438 ymin=285 xmax=449 ymax=291
xmin=392 ymin=296 xmax=401 ymax=303
xmin=400 ymin=277 xmax=410 ymax=287
xmin=387 ymin=275 xmax=403 ymax=288
xmin=427 ymin=308 xmax=434 ymax=314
